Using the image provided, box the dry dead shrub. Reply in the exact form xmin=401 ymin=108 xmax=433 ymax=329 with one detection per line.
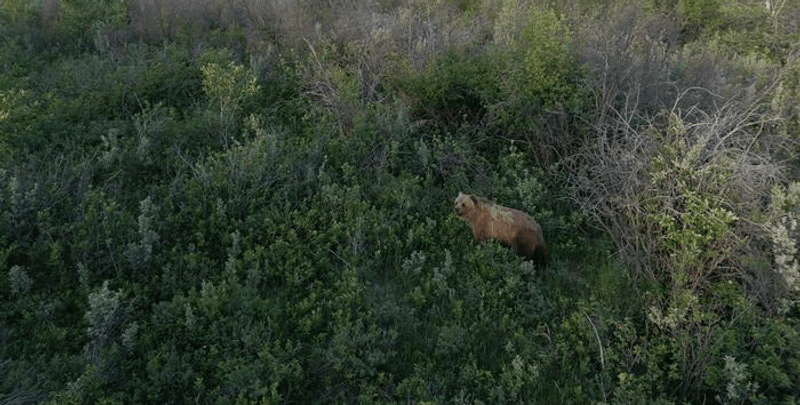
xmin=296 ymin=0 xmax=491 ymax=133
xmin=568 ymin=3 xmax=800 ymax=310
xmin=127 ymin=0 xmax=315 ymax=46
xmin=571 ymin=4 xmax=680 ymax=125
xmin=569 ymin=81 xmax=788 ymax=300
xmin=384 ymin=1 xmax=490 ymax=71
xmin=38 ymin=0 xmax=62 ymax=33
xmin=570 ymin=3 xmax=785 ymax=119
xmin=123 ymin=0 xmax=494 ymax=135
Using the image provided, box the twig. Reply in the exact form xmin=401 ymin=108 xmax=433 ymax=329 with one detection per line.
xmin=585 ymin=313 xmax=605 ymax=371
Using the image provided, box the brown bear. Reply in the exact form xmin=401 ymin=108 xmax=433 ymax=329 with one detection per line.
xmin=454 ymin=192 xmax=549 ymax=266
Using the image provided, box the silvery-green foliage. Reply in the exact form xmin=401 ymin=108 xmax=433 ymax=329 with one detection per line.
xmin=717 ymin=356 xmax=758 ymax=404
xmin=85 ymin=280 xmax=121 ymax=347
xmin=121 ymin=321 xmax=139 ymax=354
xmin=8 ymin=265 xmax=32 ymax=296
xmin=126 ymin=196 xmax=159 ymax=272
xmin=99 ymin=128 xmax=121 ymax=168
xmin=769 ymin=183 xmax=800 ymax=292
xmin=132 ymin=102 xmax=166 ymax=164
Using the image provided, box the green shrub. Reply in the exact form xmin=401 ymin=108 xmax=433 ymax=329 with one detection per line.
xmin=70 ymin=187 xmax=135 ymax=281
xmin=0 ymin=88 xmax=28 ymax=160
xmin=59 ymin=0 xmax=128 ymax=49
xmin=774 ymin=58 xmax=800 ymax=141
xmin=499 ymin=4 xmax=578 ymax=110
xmin=135 ymin=42 xmax=204 ymax=111
xmin=201 ymin=54 xmax=260 ymax=145
xmin=387 ymin=3 xmax=590 ymax=165
xmin=492 ymin=3 xmax=589 ymax=162
xmin=398 ymin=49 xmax=498 ymax=127
xmin=678 ymin=0 xmax=722 ymax=30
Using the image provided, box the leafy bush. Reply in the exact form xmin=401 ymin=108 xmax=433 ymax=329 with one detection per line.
xmin=492 ymin=3 xmax=590 ymax=162
xmin=496 ymin=3 xmax=581 ymax=111
xmin=397 ymin=49 xmax=498 ymax=128
xmin=678 ymin=0 xmax=722 ymax=35
xmin=571 ymin=81 xmax=786 ymax=288
xmin=395 ymin=3 xmax=590 ymax=165
xmin=59 ymin=0 xmax=128 ymax=48
xmin=201 ymin=54 xmax=260 ymax=145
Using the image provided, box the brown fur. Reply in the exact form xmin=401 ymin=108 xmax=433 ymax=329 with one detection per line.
xmin=454 ymin=192 xmax=549 ymax=266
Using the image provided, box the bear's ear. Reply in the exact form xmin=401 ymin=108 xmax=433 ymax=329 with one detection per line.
xmin=469 ymin=195 xmax=478 ymax=204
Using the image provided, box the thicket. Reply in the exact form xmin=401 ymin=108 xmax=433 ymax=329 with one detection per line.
xmin=1 ymin=0 xmax=800 ymax=404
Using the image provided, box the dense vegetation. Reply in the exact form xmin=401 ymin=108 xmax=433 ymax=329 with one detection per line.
xmin=2 ymin=0 xmax=800 ymax=403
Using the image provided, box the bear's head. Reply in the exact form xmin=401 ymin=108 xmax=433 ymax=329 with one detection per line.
xmin=453 ymin=192 xmax=477 ymax=217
